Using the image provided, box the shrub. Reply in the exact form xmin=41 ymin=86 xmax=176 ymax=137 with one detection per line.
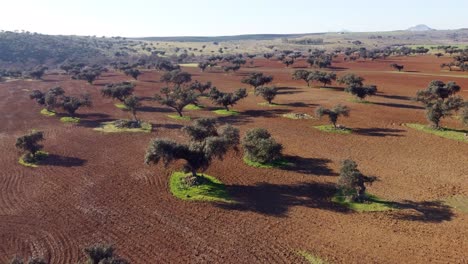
xmin=242 ymin=128 xmax=283 ymax=164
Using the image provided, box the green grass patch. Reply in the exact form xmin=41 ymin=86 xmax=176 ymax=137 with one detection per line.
xmin=60 ymin=116 xmax=80 ymax=123
xmin=405 ymin=123 xmax=468 ymax=143
xmin=18 ymin=151 xmax=48 ymax=168
xmin=347 ymin=98 xmax=374 ymax=104
xmin=184 ymin=104 xmax=204 ymax=110
xmin=443 ymin=195 xmax=468 ymax=214
xmin=178 ymin=63 xmax=199 ymax=68
xmin=282 ymin=113 xmax=314 ymax=120
xmin=40 ymin=108 xmax=56 ymax=116
xmin=169 ymin=172 xmax=234 ymax=203
xmin=297 ymin=251 xmax=328 ymax=264
xmin=258 ymin=102 xmax=281 ymax=107
xmin=167 ymin=114 xmax=191 ymax=120
xmin=93 ymin=121 xmax=152 ymax=133
xmin=332 ymin=192 xmax=395 ymax=212
xmin=114 ymin=103 xmax=129 ymax=110
xmin=314 ymin=125 xmax=352 ymax=134
xmin=243 ymin=156 xmax=293 ymax=169
xmin=213 ymin=109 xmax=239 ymax=116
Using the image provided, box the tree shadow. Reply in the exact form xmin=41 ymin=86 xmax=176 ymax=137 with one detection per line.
xmin=155 ymin=123 xmax=184 ymax=130
xmin=217 ymin=182 xmax=348 ymax=216
xmin=373 ymin=102 xmax=424 ymax=110
xmin=328 ymin=66 xmax=348 ymax=71
xmin=77 ymin=113 xmax=110 ymax=119
xmin=377 ymin=94 xmax=412 ymax=101
xmin=391 ymin=200 xmax=454 ymax=223
xmin=404 ymin=70 xmax=420 ymax=73
xmin=353 ymin=128 xmax=406 ymax=137
xmin=319 ymin=86 xmax=344 ymax=91
xmin=280 ymin=102 xmax=317 ymax=108
xmin=281 ymin=156 xmax=337 ymax=176
xmin=139 ymin=106 xmax=173 ymax=113
xmin=277 ymin=87 xmax=304 ymax=94
xmin=241 ymin=109 xmax=292 ymax=118
xmin=40 ymin=154 xmax=87 ymax=167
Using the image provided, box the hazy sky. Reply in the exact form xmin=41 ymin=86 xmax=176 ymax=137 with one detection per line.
xmin=1 ymin=0 xmax=467 ymax=37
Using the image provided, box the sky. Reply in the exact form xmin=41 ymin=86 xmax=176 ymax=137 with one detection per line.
xmin=1 ymin=0 xmax=467 ymax=37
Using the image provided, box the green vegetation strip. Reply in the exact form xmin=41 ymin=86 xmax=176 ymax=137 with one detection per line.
xmin=213 ymin=109 xmax=239 ymax=116
xmin=243 ymin=156 xmax=293 ymax=169
xmin=60 ymin=117 xmax=80 ymax=123
xmin=170 ymin=172 xmax=233 ymax=203
xmin=40 ymin=108 xmax=56 ymax=116
xmin=314 ymin=125 xmax=352 ymax=134
xmin=167 ymin=114 xmax=191 ymax=120
xmin=258 ymin=102 xmax=281 ymax=107
xmin=332 ymin=193 xmax=395 ymax=212
xmin=405 ymin=123 xmax=467 ymax=143
xmin=297 ymin=251 xmax=328 ymax=264
xmin=18 ymin=151 xmax=48 ymax=168
xmin=184 ymin=104 xmax=204 ymax=110
xmin=282 ymin=113 xmax=314 ymax=120
xmin=178 ymin=63 xmax=199 ymax=68
xmin=114 ymin=103 xmax=129 ymax=110
xmin=443 ymin=196 xmax=468 ymax=213
xmin=93 ymin=121 xmax=152 ymax=133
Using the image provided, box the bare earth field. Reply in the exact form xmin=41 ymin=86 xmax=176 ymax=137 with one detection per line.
xmin=0 ymin=56 xmax=467 ymax=263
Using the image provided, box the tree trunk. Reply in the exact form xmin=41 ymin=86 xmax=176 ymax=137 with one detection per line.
xmin=224 ymin=105 xmax=230 ymax=111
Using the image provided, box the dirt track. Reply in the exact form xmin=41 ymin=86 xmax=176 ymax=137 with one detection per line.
xmin=0 ymin=56 xmax=467 ymax=263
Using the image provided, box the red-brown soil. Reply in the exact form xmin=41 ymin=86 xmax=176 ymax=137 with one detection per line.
xmin=0 ymin=55 xmax=467 ymax=263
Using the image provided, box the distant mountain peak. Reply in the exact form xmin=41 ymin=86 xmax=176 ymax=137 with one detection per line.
xmin=407 ymin=24 xmax=434 ymax=32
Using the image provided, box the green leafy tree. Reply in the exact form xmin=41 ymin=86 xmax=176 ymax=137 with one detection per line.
xmin=30 ymin=87 xmax=65 ymax=111
xmin=345 ymin=85 xmax=377 ymax=100
xmin=315 ymin=104 xmax=350 ymax=128
xmin=101 ymin=82 xmax=135 ymax=102
xmin=124 ymin=68 xmax=141 ymax=80
xmin=155 ymin=86 xmax=198 ymax=117
xmin=241 ymin=72 xmax=273 ymax=90
xmin=209 ymin=87 xmax=248 ymax=111
xmin=292 ymin=70 xmax=314 ymax=87
xmin=189 ymin=80 xmax=213 ymax=95
xmin=255 ymin=86 xmax=278 ymax=104
xmin=145 ymin=118 xmax=240 ymax=185
xmin=338 ymin=73 xmax=364 ymax=88
xmin=160 ymin=70 xmax=192 ymax=86
xmin=15 ymin=131 xmax=45 ymax=163
xmin=123 ymin=95 xmax=141 ymax=121
xmin=61 ymin=94 xmax=92 ymax=116
xmin=415 ymin=80 xmax=465 ymax=128
xmin=337 ymin=160 xmax=377 ymax=202
xmin=242 ymin=128 xmax=283 ymax=164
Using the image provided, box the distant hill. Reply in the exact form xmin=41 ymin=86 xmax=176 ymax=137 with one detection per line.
xmin=407 ymin=24 xmax=434 ymax=32
xmin=134 ymin=33 xmax=325 ymax=42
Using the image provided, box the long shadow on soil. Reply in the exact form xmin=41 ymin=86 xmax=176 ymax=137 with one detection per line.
xmin=373 ymin=102 xmax=424 ymax=110
xmin=139 ymin=106 xmax=173 ymax=113
xmin=279 ymin=102 xmax=318 ymax=108
xmin=215 ymin=109 xmax=292 ymax=126
xmin=41 ymin=154 xmax=87 ymax=167
xmin=277 ymin=87 xmax=304 ymax=95
xmin=217 ymin=182 xmax=349 ymax=216
xmin=281 ymin=156 xmax=337 ymax=176
xmin=319 ymin=86 xmax=345 ymax=91
xmin=353 ymin=128 xmax=406 ymax=137
xmin=376 ymin=94 xmax=412 ymax=101
xmin=390 ymin=200 xmax=454 ymax=223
